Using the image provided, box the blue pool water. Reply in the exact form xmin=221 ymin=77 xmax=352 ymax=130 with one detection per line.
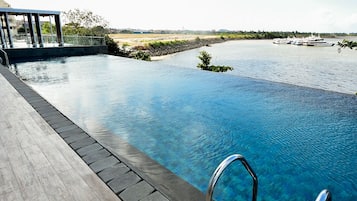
xmin=11 ymin=51 xmax=357 ymax=200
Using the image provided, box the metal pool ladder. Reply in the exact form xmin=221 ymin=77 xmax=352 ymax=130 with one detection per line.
xmin=206 ymin=154 xmax=332 ymax=201
xmin=206 ymin=154 xmax=258 ymax=201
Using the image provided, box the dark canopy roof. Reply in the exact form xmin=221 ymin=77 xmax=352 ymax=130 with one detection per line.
xmin=0 ymin=7 xmax=60 ymax=16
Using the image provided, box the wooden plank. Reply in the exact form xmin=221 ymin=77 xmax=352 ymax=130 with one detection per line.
xmin=0 ymin=143 xmax=9 ymax=169
xmin=6 ymin=143 xmax=30 ymax=171
xmin=23 ymin=145 xmax=51 ymax=170
xmin=15 ymin=128 xmax=37 ymax=149
xmin=11 ymin=164 xmax=49 ymax=201
xmin=58 ymin=170 xmax=103 ymax=201
xmin=0 ymin=191 xmax=24 ymax=201
xmin=37 ymin=140 xmax=73 ymax=174
xmin=0 ymin=166 xmax=21 ymax=196
xmin=35 ymin=167 xmax=73 ymax=201
xmin=0 ymin=73 xmax=122 ymax=201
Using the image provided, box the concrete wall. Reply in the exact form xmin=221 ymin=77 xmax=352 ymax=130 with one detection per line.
xmin=3 ymin=46 xmax=108 ymax=63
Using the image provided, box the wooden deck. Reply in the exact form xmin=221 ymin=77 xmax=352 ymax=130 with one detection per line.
xmin=0 ymin=71 xmax=122 ymax=200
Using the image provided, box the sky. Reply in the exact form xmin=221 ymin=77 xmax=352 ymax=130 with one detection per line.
xmin=5 ymin=0 xmax=357 ymax=33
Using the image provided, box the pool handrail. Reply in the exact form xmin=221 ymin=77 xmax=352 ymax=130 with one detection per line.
xmin=315 ymin=189 xmax=332 ymax=201
xmin=206 ymin=154 xmax=332 ymax=201
xmin=0 ymin=48 xmax=9 ymax=66
xmin=206 ymin=154 xmax=258 ymax=201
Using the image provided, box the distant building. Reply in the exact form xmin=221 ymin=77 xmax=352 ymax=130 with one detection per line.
xmin=133 ymin=30 xmax=153 ymax=34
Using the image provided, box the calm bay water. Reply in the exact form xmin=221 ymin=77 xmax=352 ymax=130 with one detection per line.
xmin=157 ymin=39 xmax=357 ymax=94
xmin=10 ymin=39 xmax=357 ymax=201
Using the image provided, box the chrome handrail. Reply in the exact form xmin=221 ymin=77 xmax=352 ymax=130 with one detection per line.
xmin=315 ymin=189 xmax=332 ymax=201
xmin=206 ymin=154 xmax=258 ymax=201
xmin=206 ymin=154 xmax=331 ymax=201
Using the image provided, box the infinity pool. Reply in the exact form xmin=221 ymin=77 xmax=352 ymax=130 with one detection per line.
xmin=11 ymin=54 xmax=357 ymax=201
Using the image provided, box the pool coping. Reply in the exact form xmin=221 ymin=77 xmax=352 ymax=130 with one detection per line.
xmin=0 ymin=65 xmax=205 ymax=201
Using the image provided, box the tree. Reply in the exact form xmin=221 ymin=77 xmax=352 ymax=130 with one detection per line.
xmin=91 ymin=26 xmax=108 ymax=36
xmin=41 ymin=22 xmax=56 ymax=34
xmin=197 ymin=50 xmax=212 ymax=70
xmin=61 ymin=9 xmax=109 ymax=36
xmin=62 ymin=9 xmax=109 ymax=29
xmin=197 ymin=51 xmax=233 ymax=72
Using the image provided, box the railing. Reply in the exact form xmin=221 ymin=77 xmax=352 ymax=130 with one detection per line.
xmin=63 ymin=35 xmax=106 ymax=46
xmin=10 ymin=34 xmax=105 ymax=48
xmin=206 ymin=154 xmax=332 ymax=201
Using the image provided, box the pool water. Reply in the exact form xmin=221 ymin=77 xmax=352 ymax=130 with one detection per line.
xmin=11 ymin=54 xmax=357 ymax=201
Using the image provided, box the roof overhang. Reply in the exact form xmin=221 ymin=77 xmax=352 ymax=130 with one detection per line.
xmin=0 ymin=8 xmax=61 ymax=16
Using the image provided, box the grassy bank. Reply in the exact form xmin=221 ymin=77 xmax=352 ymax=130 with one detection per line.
xmin=108 ymin=33 xmax=225 ymax=57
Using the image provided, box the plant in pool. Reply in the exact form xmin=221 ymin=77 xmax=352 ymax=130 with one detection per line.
xmin=197 ymin=50 xmax=212 ymax=70
xmin=197 ymin=51 xmax=234 ymax=72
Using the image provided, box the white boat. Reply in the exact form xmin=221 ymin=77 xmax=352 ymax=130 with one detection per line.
xmin=302 ymin=34 xmax=335 ymax=47
xmin=273 ymin=37 xmax=293 ymax=44
xmin=274 ymin=34 xmax=334 ymax=47
xmin=305 ymin=40 xmax=335 ymax=47
xmin=292 ymin=38 xmax=304 ymax=46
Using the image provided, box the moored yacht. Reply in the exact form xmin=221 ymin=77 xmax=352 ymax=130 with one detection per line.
xmin=302 ymin=34 xmax=335 ymax=46
xmin=273 ymin=37 xmax=293 ymax=44
xmin=273 ymin=34 xmax=335 ymax=47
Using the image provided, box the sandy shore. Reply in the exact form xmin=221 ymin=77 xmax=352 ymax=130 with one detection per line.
xmin=151 ymin=54 xmax=174 ymax=61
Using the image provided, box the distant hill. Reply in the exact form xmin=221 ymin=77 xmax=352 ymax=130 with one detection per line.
xmin=0 ymin=0 xmax=10 ymax=8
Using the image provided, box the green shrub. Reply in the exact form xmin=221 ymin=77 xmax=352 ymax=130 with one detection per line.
xmin=197 ymin=51 xmax=233 ymax=72
xmin=197 ymin=51 xmax=212 ymax=70
xmin=210 ymin=65 xmax=234 ymax=72
xmin=105 ymin=35 xmax=119 ymax=55
xmin=147 ymin=40 xmax=188 ymax=48
xmin=133 ymin=51 xmax=151 ymax=61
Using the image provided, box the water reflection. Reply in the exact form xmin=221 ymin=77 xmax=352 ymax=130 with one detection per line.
xmin=9 ymin=58 xmax=69 ymax=84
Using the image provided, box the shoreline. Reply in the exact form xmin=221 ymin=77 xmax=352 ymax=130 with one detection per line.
xmin=145 ymin=37 xmax=227 ymax=57
xmin=151 ymin=54 xmax=173 ymax=61
xmin=109 ymin=33 xmax=234 ymax=60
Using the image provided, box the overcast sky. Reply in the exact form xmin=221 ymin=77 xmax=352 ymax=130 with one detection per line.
xmin=5 ymin=0 xmax=357 ymax=33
